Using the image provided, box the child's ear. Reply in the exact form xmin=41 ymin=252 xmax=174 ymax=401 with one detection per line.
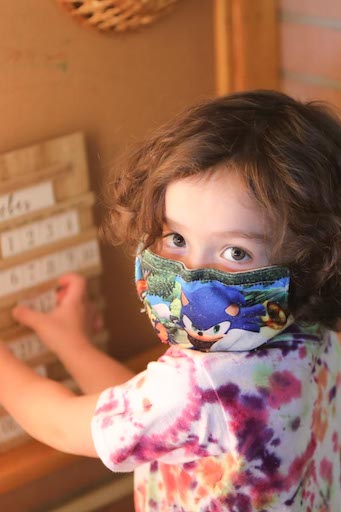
xmin=181 ymin=291 xmax=189 ymax=306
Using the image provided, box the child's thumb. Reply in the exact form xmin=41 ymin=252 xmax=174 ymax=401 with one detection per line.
xmin=12 ymin=306 xmax=45 ymax=331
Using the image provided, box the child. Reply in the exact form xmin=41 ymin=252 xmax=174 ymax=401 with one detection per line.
xmin=0 ymin=89 xmax=340 ymax=511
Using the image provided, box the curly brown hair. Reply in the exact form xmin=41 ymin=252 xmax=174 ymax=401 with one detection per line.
xmin=101 ymin=90 xmax=341 ymax=331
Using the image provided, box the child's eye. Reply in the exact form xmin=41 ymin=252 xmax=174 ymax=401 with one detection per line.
xmin=222 ymin=247 xmax=251 ymax=262
xmin=164 ymin=233 xmax=186 ymax=248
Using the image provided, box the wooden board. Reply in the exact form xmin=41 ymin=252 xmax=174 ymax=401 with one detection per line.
xmin=0 ymin=133 xmax=108 ymax=451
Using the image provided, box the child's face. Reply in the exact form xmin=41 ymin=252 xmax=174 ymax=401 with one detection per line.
xmin=155 ymin=167 xmax=271 ymax=272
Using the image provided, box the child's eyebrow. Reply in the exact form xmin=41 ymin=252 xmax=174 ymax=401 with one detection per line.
xmin=163 ymin=220 xmax=269 ymax=243
xmin=220 ymin=230 xmax=269 ymax=242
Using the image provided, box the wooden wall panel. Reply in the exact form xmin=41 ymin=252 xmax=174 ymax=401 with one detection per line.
xmin=0 ymin=1 xmax=215 ymax=362
xmin=0 ymin=3 xmax=214 ymax=509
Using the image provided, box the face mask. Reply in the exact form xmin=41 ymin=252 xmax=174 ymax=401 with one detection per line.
xmin=135 ymin=249 xmax=293 ymax=352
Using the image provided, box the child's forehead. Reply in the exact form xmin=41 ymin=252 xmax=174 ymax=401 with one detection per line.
xmin=165 ymin=167 xmax=258 ymax=210
xmin=164 ymin=169 xmax=269 ymax=238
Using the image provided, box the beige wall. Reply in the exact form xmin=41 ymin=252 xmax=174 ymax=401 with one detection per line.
xmin=279 ymin=0 xmax=341 ymax=107
xmin=0 ymin=1 xmax=215 ymax=359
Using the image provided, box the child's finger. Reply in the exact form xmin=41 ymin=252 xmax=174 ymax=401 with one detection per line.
xmin=57 ymin=273 xmax=87 ymax=303
xmin=12 ymin=305 xmax=46 ymax=332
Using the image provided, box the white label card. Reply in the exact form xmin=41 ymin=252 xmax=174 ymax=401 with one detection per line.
xmin=0 ymin=181 xmax=55 ymax=223
xmin=1 ymin=209 xmax=80 ymax=258
xmin=8 ymin=334 xmax=49 ymax=362
xmin=0 ymin=414 xmax=26 ymax=442
xmin=0 ymin=239 xmax=100 ymax=298
xmin=18 ymin=289 xmax=57 ymax=313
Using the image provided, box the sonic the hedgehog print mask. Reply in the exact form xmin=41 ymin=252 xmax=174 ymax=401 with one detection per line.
xmin=135 ymin=250 xmax=293 ymax=352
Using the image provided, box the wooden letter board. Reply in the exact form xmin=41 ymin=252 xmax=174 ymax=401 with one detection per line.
xmin=0 ymin=132 xmax=107 ymax=451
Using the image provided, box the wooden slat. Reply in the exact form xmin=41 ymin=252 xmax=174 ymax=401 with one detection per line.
xmin=0 ymin=441 xmax=76 ymax=494
xmin=0 ymin=132 xmax=89 ymax=201
xmin=214 ymin=0 xmax=280 ymax=94
xmin=214 ymin=0 xmax=233 ymax=95
xmin=0 ymin=163 xmax=70 ymax=195
xmin=0 ymin=457 xmax=118 ymax=512
xmin=231 ymin=0 xmax=279 ymax=91
xmin=49 ymin=475 xmax=134 ymax=512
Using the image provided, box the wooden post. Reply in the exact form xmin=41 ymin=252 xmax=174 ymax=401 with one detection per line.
xmin=214 ymin=0 xmax=233 ymax=96
xmin=214 ymin=0 xmax=280 ymax=95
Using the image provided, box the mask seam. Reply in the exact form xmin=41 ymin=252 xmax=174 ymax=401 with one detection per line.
xmin=140 ymin=257 xmax=290 ymax=284
xmin=141 ymin=265 xmax=288 ymax=286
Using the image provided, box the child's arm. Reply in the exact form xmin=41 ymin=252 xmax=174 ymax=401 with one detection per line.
xmin=12 ymin=274 xmax=134 ymax=394
xmin=0 ymin=341 xmax=98 ymax=456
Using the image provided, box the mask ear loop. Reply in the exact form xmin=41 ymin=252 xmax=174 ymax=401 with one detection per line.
xmin=136 ymin=241 xmax=145 ymax=256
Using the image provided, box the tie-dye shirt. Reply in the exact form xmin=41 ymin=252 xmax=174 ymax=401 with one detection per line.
xmin=91 ymin=324 xmax=341 ymax=511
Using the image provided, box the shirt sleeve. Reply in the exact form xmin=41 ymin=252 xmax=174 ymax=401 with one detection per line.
xmin=91 ymin=348 xmax=229 ymax=472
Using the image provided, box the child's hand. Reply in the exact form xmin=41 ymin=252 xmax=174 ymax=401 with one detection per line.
xmin=12 ymin=273 xmax=102 ymax=356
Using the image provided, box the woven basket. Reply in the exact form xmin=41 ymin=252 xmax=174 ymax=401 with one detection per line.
xmin=58 ymin=0 xmax=180 ymax=32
